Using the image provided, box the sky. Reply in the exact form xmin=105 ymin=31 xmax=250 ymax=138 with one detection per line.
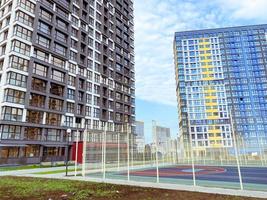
xmin=133 ymin=0 xmax=267 ymax=143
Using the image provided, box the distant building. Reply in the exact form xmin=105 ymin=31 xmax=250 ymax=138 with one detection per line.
xmin=152 ymin=122 xmax=171 ymax=155
xmin=135 ymin=121 xmax=145 ymax=153
xmin=136 ymin=121 xmax=144 ymax=138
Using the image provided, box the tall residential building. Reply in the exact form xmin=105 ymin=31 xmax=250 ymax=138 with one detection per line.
xmin=135 ymin=120 xmax=145 ymax=152
xmin=135 ymin=121 xmax=144 ymax=138
xmin=174 ymin=24 xmax=267 ymax=156
xmin=152 ymin=121 xmax=171 ymax=155
xmin=0 ymin=0 xmax=135 ymax=165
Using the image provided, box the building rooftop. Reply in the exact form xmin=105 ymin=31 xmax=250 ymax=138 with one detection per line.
xmin=174 ymin=24 xmax=267 ymax=36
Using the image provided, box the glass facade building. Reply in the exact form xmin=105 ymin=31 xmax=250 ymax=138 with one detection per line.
xmin=174 ymin=24 xmax=267 ymax=157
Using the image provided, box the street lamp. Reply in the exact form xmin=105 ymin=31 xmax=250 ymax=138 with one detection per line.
xmin=66 ymin=128 xmax=71 ymax=176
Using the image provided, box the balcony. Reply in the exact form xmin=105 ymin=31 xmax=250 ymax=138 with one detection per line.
xmin=26 ymin=110 xmax=44 ymax=124
xmin=50 ymin=83 xmax=64 ymax=97
xmin=31 ymin=78 xmax=47 ymax=93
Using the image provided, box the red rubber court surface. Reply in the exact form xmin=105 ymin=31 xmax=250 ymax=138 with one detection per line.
xmin=130 ymin=166 xmax=226 ymax=177
xmin=120 ymin=165 xmax=267 ymax=185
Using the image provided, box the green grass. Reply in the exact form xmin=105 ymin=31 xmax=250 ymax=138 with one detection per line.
xmin=0 ymin=176 xmax=120 ymax=200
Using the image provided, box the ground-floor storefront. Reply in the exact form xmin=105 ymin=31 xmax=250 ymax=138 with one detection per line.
xmin=0 ymin=144 xmax=70 ymax=165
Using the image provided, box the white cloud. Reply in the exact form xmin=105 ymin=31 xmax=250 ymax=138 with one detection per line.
xmin=134 ymin=0 xmax=267 ymax=106
xmin=216 ymin=0 xmax=267 ymax=21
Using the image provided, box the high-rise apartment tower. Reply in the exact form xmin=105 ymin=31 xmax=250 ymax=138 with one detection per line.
xmin=174 ymin=25 xmax=267 ymax=156
xmin=0 ymin=0 xmax=135 ymax=165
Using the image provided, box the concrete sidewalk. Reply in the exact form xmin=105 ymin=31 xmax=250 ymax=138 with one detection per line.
xmin=0 ymin=165 xmax=76 ymax=176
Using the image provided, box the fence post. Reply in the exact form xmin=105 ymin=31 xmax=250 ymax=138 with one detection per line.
xmin=75 ymin=130 xmax=79 ymax=176
xmin=230 ymin=110 xmax=243 ymax=190
xmin=82 ymin=129 xmax=87 ymax=177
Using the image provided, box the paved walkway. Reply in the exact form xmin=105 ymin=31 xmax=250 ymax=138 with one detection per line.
xmin=0 ymin=165 xmax=76 ymax=176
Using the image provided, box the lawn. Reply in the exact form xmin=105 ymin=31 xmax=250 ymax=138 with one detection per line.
xmin=0 ymin=176 xmax=263 ymax=200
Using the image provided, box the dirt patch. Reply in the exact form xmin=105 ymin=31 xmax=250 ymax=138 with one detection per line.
xmin=0 ymin=176 xmax=265 ymax=200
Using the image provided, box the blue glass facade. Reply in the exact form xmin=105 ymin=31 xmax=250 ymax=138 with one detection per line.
xmin=174 ymin=24 xmax=267 ymax=153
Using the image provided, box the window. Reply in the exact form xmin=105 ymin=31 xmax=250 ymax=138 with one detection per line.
xmin=85 ymin=106 xmax=91 ymax=116
xmin=32 ymin=78 xmax=47 ymax=92
xmin=7 ymin=71 xmax=27 ymax=87
xmin=0 ymin=59 xmax=3 ymax=70
xmin=16 ymin=11 xmax=34 ymax=26
xmin=11 ymin=40 xmax=30 ymax=55
xmin=68 ymin=75 xmax=75 ymax=86
xmin=87 ymin=59 xmax=93 ymax=68
xmin=4 ymin=89 xmax=25 ymax=104
xmin=33 ymin=63 xmax=48 ymax=77
xmin=71 ymin=16 xmax=79 ymax=27
xmin=51 ymin=69 xmax=65 ymax=82
xmin=67 ymin=89 xmax=75 ymax=100
xmin=86 ymin=81 xmax=92 ymax=92
xmin=71 ymin=39 xmax=77 ymax=48
xmin=0 ymin=147 xmax=19 ymax=158
xmin=13 ymin=25 xmax=32 ymax=41
xmin=26 ymin=110 xmax=43 ymax=124
xmin=93 ymin=96 xmax=99 ymax=106
xmin=86 ymin=94 xmax=92 ymax=104
xmin=56 ymin=18 xmax=68 ymax=30
xmin=49 ymin=98 xmax=63 ymax=111
xmin=33 ymin=49 xmax=49 ymax=62
xmin=54 ymin=43 xmax=66 ymax=56
xmin=94 ymin=85 xmax=100 ymax=94
xmin=39 ymin=8 xmax=53 ymax=22
xmin=93 ymin=108 xmax=100 ymax=118
xmin=65 ymin=116 xmax=73 ymax=127
xmin=71 ymin=27 xmax=78 ymax=37
xmin=36 ymin=34 xmax=50 ymax=48
xmin=78 ymin=91 xmax=83 ymax=101
xmin=46 ymin=113 xmax=61 ymax=126
xmin=93 ymin=120 xmax=99 ymax=129
xmin=66 ymin=102 xmax=74 ymax=113
xmin=70 ymin=51 xmax=77 ymax=61
xmin=24 ymin=127 xmax=42 ymax=140
xmin=1 ymin=106 xmax=23 ymax=121
xmin=9 ymin=55 xmax=29 ymax=71
xmin=69 ymin=63 xmax=76 ymax=73
xmin=41 ymin=0 xmax=53 ymax=8
xmin=5 ymin=16 xmax=10 ymax=26
xmin=25 ymin=145 xmax=40 ymax=157
xmin=29 ymin=93 xmax=46 ymax=108
xmin=94 ymin=74 xmax=100 ymax=83
xmin=46 ymin=129 xmax=61 ymax=141
xmin=38 ymin=21 xmax=51 ymax=35
xmin=18 ymin=0 xmax=35 ymax=13
xmin=56 ymin=6 xmax=68 ymax=18
xmin=1 ymin=125 xmax=21 ymax=140
xmin=51 ymin=57 xmax=65 ymax=69
xmin=77 ymin=104 xmax=83 ymax=115
xmin=55 ymin=30 xmax=67 ymax=43
xmin=78 ymin=78 xmax=84 ymax=89
xmin=87 ymin=70 xmax=92 ymax=80
xmin=2 ymin=30 xmax=8 ymax=41
xmin=50 ymin=83 xmax=64 ymax=96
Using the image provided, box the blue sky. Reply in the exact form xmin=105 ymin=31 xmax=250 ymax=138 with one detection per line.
xmin=133 ymin=0 xmax=267 ymax=143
